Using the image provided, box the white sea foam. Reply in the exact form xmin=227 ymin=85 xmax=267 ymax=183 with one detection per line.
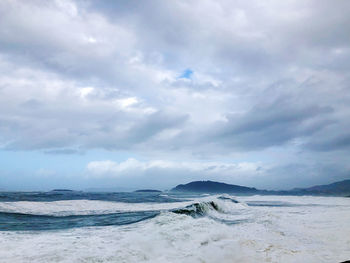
xmin=0 ymin=196 xmax=350 ymax=262
xmin=0 ymin=195 xmax=242 ymax=216
xmin=0 ymin=199 xmax=191 ymax=216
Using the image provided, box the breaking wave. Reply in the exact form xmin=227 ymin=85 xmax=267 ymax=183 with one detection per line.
xmin=172 ymin=201 xmax=221 ymax=217
xmin=0 ymin=194 xmax=250 ymax=230
xmin=0 ymin=194 xmax=350 ymax=262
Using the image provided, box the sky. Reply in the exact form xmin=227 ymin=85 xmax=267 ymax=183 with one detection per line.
xmin=0 ymin=0 xmax=350 ymax=191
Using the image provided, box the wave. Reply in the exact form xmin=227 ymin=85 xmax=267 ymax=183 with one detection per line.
xmin=0 ymin=194 xmax=252 ymax=231
xmin=0 ymin=211 xmax=159 ymax=231
xmin=0 ymin=195 xmax=243 ymax=216
xmin=172 ymin=201 xmax=221 ymax=217
xmin=1 ymin=196 xmax=350 ymax=262
xmin=171 ymin=196 xmax=250 ymax=224
xmin=217 ymin=195 xmax=240 ymax=203
xmin=0 ymin=199 xmax=197 ymax=216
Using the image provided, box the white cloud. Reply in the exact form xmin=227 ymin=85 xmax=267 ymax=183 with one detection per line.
xmin=86 ymin=158 xmax=264 ymax=178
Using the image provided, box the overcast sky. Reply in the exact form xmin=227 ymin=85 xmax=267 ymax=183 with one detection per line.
xmin=0 ymin=0 xmax=350 ymax=190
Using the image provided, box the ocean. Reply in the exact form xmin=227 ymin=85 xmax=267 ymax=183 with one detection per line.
xmin=0 ymin=191 xmax=349 ymax=262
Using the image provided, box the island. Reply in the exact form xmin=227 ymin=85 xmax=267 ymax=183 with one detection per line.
xmin=172 ymin=180 xmax=259 ymax=194
xmin=171 ymin=179 xmax=350 ymax=196
xmin=50 ymin=189 xmax=75 ymax=192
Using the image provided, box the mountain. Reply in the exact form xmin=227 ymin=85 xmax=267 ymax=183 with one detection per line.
xmin=171 ymin=180 xmax=259 ymax=194
xmin=291 ymin=179 xmax=350 ymax=196
xmin=171 ymin=179 xmax=350 ymax=196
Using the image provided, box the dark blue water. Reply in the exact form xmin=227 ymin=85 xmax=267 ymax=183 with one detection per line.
xmin=0 ymin=191 xmax=309 ymax=232
xmin=0 ymin=190 xmax=177 ymax=203
xmin=0 ymin=191 xmax=181 ymax=231
xmin=0 ymin=211 xmax=159 ymax=231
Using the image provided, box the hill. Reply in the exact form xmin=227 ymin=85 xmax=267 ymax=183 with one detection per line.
xmin=171 ymin=180 xmax=259 ymax=194
xmin=171 ymin=179 xmax=350 ymax=196
xmin=292 ymin=179 xmax=350 ymax=196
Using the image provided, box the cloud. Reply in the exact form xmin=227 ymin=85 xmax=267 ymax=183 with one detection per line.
xmin=0 ymin=56 xmax=187 ymax=152
xmin=44 ymin=148 xmax=82 ymax=155
xmin=306 ymin=130 xmax=350 ymax=152
xmin=0 ymin=0 xmax=350 ymax=188
xmin=87 ymin=158 xmax=262 ymax=176
xmin=85 ymin=157 xmax=350 ymax=190
xmin=86 ymin=158 xmax=267 ymax=188
xmin=207 ymin=99 xmax=334 ymax=151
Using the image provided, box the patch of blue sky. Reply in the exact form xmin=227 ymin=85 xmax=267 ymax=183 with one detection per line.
xmin=178 ymin=68 xmax=193 ymax=79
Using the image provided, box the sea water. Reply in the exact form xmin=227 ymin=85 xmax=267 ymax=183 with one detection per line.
xmin=0 ymin=191 xmax=349 ymax=262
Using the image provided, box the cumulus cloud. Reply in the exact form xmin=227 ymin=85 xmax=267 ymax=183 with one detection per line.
xmin=87 ymin=158 xmax=262 ymax=176
xmin=86 ymin=158 xmax=267 ymax=189
xmin=85 ymin=157 xmax=350 ymax=190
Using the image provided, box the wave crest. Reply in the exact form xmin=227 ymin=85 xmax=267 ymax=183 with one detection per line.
xmin=172 ymin=201 xmax=221 ymax=217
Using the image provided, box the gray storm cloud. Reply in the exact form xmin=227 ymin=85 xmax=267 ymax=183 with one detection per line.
xmin=0 ymin=0 xmax=349 ymax=189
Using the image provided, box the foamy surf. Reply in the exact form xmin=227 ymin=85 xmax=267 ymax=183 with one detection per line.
xmin=0 ymin=194 xmax=349 ymax=262
xmin=0 ymin=195 xmax=245 ymax=216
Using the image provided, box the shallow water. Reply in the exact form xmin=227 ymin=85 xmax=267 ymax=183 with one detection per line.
xmin=0 ymin=192 xmax=349 ymax=262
